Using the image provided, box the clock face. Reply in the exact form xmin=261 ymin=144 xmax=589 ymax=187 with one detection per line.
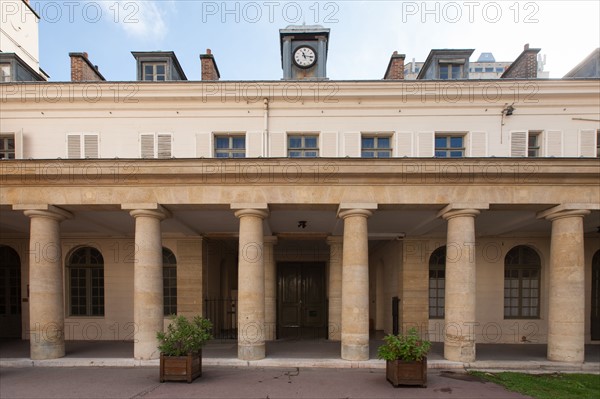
xmin=294 ymin=46 xmax=317 ymax=68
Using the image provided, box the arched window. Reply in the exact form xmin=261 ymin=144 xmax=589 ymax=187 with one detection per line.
xmin=504 ymin=245 xmax=541 ymax=318
xmin=67 ymin=247 xmax=104 ymax=316
xmin=163 ymin=248 xmax=177 ymax=316
xmin=429 ymin=246 xmax=446 ymax=319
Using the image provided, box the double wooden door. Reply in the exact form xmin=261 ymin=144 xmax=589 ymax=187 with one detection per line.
xmin=277 ymin=262 xmax=326 ymax=340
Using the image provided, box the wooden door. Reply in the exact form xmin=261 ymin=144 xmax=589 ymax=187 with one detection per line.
xmin=277 ymin=262 xmax=326 ymax=339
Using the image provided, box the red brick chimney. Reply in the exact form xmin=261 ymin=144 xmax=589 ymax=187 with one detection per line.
xmin=383 ymin=51 xmax=406 ymax=80
xmin=501 ymin=44 xmax=540 ymax=79
xmin=69 ymin=52 xmax=106 ymax=81
xmin=200 ymin=49 xmax=220 ymax=81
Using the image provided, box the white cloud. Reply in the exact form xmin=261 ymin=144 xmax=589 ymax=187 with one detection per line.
xmin=99 ymin=0 xmax=169 ymax=42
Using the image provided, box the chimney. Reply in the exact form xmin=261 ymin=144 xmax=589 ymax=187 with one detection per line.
xmin=500 ymin=44 xmax=540 ymax=79
xmin=69 ymin=52 xmax=106 ymax=82
xmin=200 ymin=49 xmax=220 ymax=81
xmin=383 ymin=51 xmax=406 ymax=80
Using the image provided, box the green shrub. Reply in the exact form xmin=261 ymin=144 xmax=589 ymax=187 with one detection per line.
xmin=156 ymin=315 xmax=213 ymax=356
xmin=377 ymin=327 xmax=431 ymax=362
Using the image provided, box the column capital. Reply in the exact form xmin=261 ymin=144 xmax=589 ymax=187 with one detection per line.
xmin=439 ymin=208 xmax=480 ymax=221
xmin=537 ymin=203 xmax=596 ymax=221
xmin=437 ymin=203 xmax=488 ymax=220
xmin=337 ymin=203 xmax=377 ymax=219
xmin=128 ymin=205 xmax=171 ymax=221
xmin=17 ymin=205 xmax=72 ymax=221
xmin=234 ymin=208 xmax=269 ymax=219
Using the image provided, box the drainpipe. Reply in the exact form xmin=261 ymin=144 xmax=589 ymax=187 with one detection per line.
xmin=263 ymin=98 xmax=269 ymax=157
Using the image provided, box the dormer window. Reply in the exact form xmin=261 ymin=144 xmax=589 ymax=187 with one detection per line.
xmin=143 ymin=63 xmax=167 ymax=81
xmin=0 ymin=64 xmax=11 ymax=82
xmin=439 ymin=63 xmax=462 ymax=79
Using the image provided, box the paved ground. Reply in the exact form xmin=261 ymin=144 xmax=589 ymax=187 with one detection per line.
xmin=0 ymin=366 xmax=533 ymax=399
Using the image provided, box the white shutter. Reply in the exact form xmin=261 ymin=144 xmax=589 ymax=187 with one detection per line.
xmin=578 ymin=129 xmax=596 ymax=157
xmin=157 ymin=133 xmax=172 ymax=159
xmin=545 ymin=130 xmax=562 ymax=157
xmin=270 ymin=132 xmax=286 ymax=157
xmin=510 ymin=131 xmax=527 ymax=157
xmin=83 ymin=134 xmax=99 ymax=158
xmin=320 ymin=131 xmax=338 ymax=157
xmin=140 ymin=134 xmax=155 ymax=158
xmin=67 ymin=134 xmax=81 ymax=159
xmin=469 ymin=131 xmax=487 ymax=157
xmin=395 ymin=132 xmax=413 ymax=157
xmin=196 ymin=132 xmax=212 ymax=157
xmin=343 ymin=132 xmax=360 ymax=157
xmin=14 ymin=130 xmax=23 ymax=159
xmin=246 ymin=131 xmax=263 ymax=158
xmin=417 ymin=132 xmax=434 ymax=157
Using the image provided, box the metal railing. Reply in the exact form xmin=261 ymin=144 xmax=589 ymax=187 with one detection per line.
xmin=204 ymin=298 xmax=237 ymax=339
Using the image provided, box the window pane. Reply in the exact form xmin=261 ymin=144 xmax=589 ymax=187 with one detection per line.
xmin=156 ymin=65 xmax=165 ymax=74
xmin=304 ymin=137 xmax=317 ymax=148
xmin=450 ymin=137 xmax=463 ymax=148
xmin=305 ymin=151 xmax=318 ymax=157
xmin=451 ymin=66 xmax=461 ymax=79
xmin=362 ymin=151 xmax=374 ymax=158
xmin=439 ymin=65 xmax=448 ymax=79
xmin=378 ymin=138 xmax=390 ymax=149
xmin=156 ymin=75 xmax=165 ymax=81
xmin=435 ymin=137 xmax=447 ymax=148
xmin=450 ymin=151 xmax=463 ymax=158
xmin=232 ymin=152 xmax=245 ymax=158
xmin=215 ymin=152 xmax=229 ymax=158
xmin=232 ymin=137 xmax=245 ymax=149
xmin=216 ymin=137 xmax=229 ymax=149
xmin=144 ymin=65 xmax=153 ymax=74
xmin=289 ymin=137 xmax=302 ymax=148
xmin=378 ymin=151 xmax=391 ymax=158
xmin=362 ymin=138 xmax=374 ymax=149
xmin=435 ymin=151 xmax=447 ymax=158
xmin=289 ymin=151 xmax=301 ymax=157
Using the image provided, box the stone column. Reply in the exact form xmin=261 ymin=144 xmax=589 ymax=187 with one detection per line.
xmin=326 ymin=236 xmax=343 ymax=341
xmin=233 ymin=206 xmax=269 ymax=360
xmin=544 ymin=209 xmax=590 ymax=362
xmin=338 ymin=205 xmax=375 ymax=361
xmin=21 ymin=206 xmax=71 ymax=360
xmin=128 ymin=206 xmax=170 ymax=360
xmin=441 ymin=208 xmax=480 ymax=362
xmin=264 ymin=236 xmax=277 ymax=341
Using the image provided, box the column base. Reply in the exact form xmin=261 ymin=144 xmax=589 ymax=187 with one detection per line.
xmin=238 ymin=343 xmax=266 ymax=360
xmin=341 ymin=343 xmax=369 ymax=361
xmin=547 ymin=339 xmax=584 ymax=363
xmin=444 ymin=339 xmax=476 ymax=362
xmin=30 ymin=341 xmax=65 ymax=360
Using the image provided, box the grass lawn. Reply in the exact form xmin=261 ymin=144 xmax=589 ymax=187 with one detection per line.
xmin=471 ymin=372 xmax=600 ymax=399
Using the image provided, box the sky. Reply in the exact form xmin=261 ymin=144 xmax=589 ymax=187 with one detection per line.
xmin=27 ymin=0 xmax=600 ymax=81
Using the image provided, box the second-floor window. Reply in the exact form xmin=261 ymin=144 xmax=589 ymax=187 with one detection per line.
xmin=435 ymin=135 xmax=464 ymax=158
xmin=0 ymin=135 xmax=15 ymax=159
xmin=439 ymin=63 xmax=462 ymax=79
xmin=528 ymin=132 xmax=541 ymax=157
xmin=143 ymin=63 xmax=167 ymax=81
xmin=361 ymin=136 xmax=391 ymax=158
xmin=214 ymin=135 xmax=245 ymax=158
xmin=288 ymin=135 xmax=318 ymax=157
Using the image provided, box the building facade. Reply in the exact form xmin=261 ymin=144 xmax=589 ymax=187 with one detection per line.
xmin=0 ymin=19 xmax=599 ymax=364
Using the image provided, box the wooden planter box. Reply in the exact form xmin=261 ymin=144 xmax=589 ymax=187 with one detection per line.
xmin=159 ymin=350 xmax=202 ymax=383
xmin=385 ymin=357 xmax=427 ymax=387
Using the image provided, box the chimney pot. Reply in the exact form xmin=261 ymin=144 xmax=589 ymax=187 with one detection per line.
xmin=83 ymin=52 xmax=88 ymax=59
xmin=524 ymin=43 xmax=529 ymax=50
xmin=206 ymin=49 xmax=212 ymax=54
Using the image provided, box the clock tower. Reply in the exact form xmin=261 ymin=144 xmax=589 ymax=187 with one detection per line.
xmin=280 ymin=25 xmax=330 ymax=80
